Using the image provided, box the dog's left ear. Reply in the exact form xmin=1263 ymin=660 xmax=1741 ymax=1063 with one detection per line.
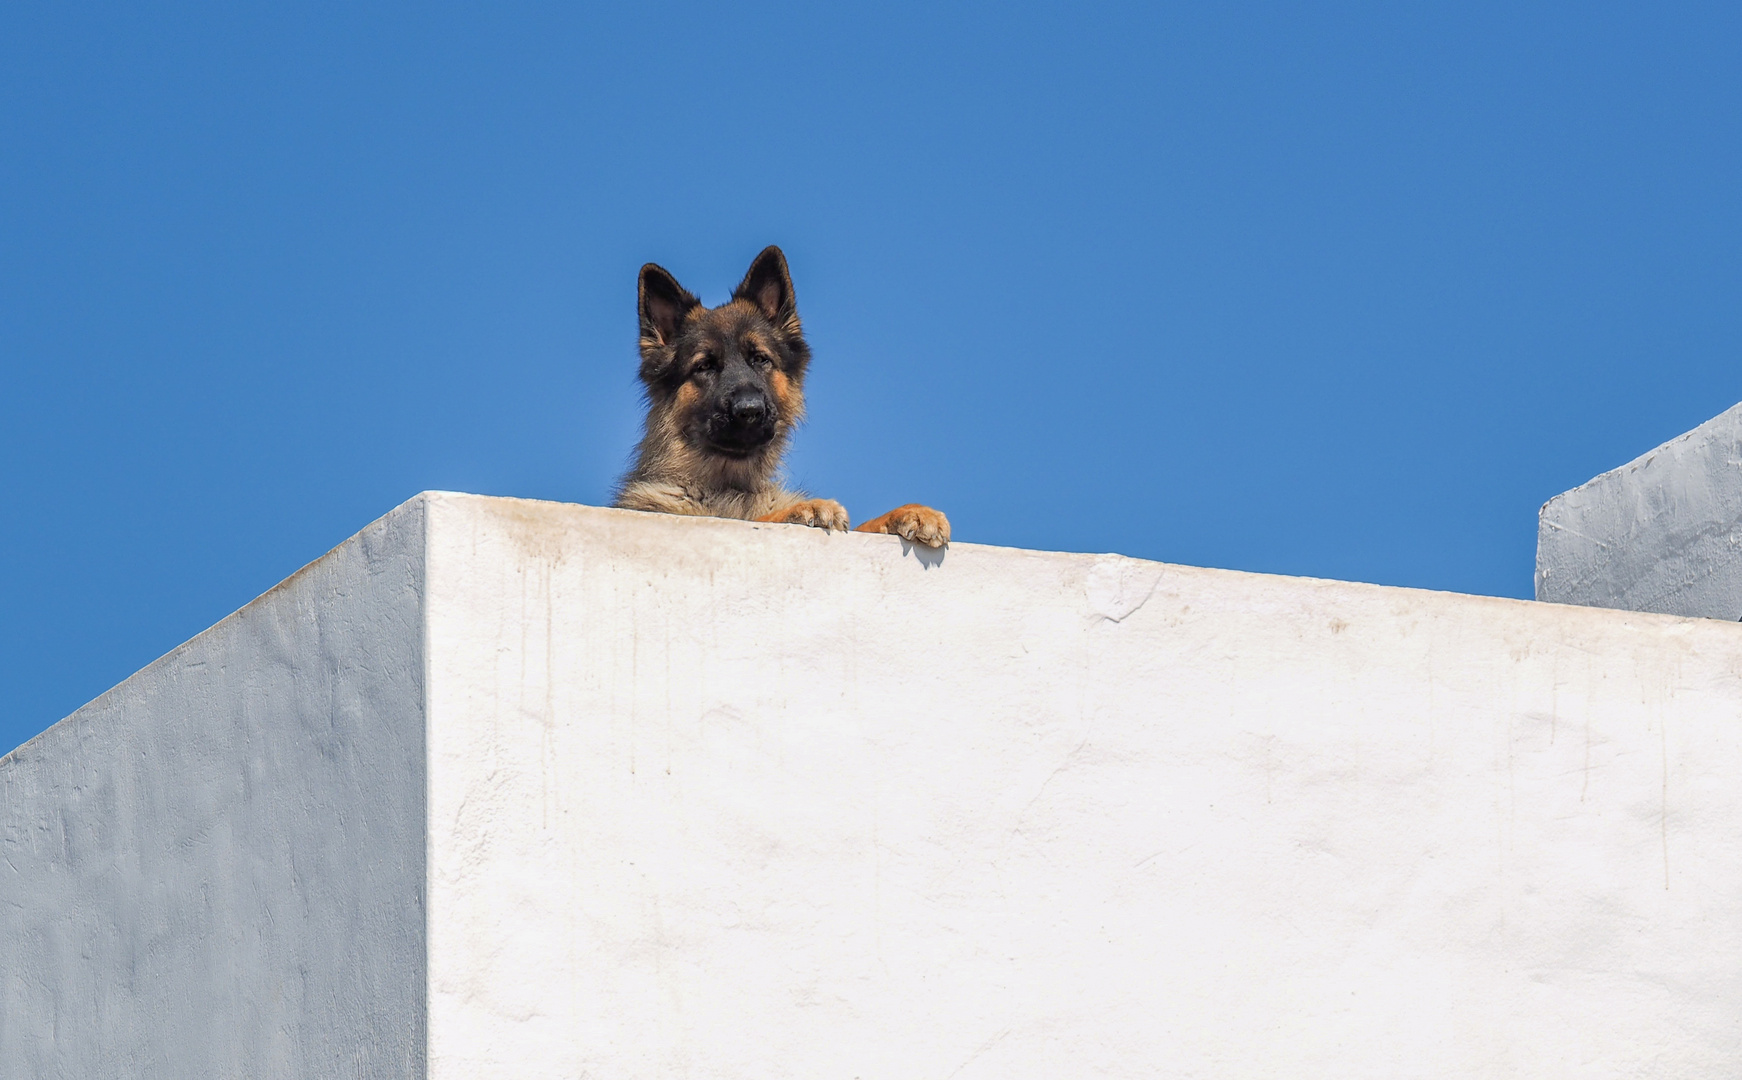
xmin=639 ymin=262 xmax=700 ymax=349
xmin=733 ymin=246 xmax=801 ymax=335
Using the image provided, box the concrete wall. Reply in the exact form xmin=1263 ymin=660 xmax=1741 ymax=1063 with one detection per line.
xmin=9 ymin=492 xmax=1742 ymax=1078
xmin=0 ymin=500 xmax=427 ymax=1079
xmin=1538 ymin=401 xmax=1742 ymax=620
xmin=425 ymin=494 xmax=1742 ymax=1080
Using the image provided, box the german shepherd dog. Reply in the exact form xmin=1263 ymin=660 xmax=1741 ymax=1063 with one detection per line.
xmin=613 ymin=246 xmax=950 ymax=547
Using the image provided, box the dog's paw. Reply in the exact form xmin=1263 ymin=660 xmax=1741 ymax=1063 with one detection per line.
xmin=767 ymin=498 xmax=850 ymax=532
xmin=857 ymin=504 xmax=950 ymax=547
xmin=889 ymin=505 xmax=951 ymax=547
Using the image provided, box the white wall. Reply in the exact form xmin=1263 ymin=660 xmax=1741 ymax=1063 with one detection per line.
xmin=8 ymin=492 xmax=1741 ymax=1077
xmin=0 ymin=500 xmax=427 ymax=1079
xmin=1538 ymin=401 xmax=1742 ymax=620
xmin=425 ymin=494 xmax=1742 ymax=1080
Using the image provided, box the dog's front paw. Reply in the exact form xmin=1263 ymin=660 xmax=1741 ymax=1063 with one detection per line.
xmin=855 ymin=504 xmax=950 ymax=547
xmin=765 ymin=498 xmax=850 ymax=532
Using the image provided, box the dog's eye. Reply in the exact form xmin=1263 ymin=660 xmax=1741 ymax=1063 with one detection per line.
xmin=748 ymin=352 xmax=772 ymax=369
xmin=694 ymin=355 xmax=720 ymax=374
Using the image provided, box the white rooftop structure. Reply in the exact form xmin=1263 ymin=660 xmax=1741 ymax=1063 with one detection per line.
xmin=1538 ymin=400 xmax=1742 ymax=621
xmin=5 ymin=489 xmax=1742 ymax=1078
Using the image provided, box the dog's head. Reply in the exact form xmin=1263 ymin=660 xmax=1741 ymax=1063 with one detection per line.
xmin=635 ymin=246 xmax=811 ymax=476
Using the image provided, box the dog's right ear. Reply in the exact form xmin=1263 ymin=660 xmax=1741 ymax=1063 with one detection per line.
xmin=638 ymin=263 xmax=700 ymax=379
xmin=732 ymin=246 xmax=801 ymax=336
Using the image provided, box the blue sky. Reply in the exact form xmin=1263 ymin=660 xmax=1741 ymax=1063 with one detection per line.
xmin=3 ymin=2 xmax=1739 ymax=753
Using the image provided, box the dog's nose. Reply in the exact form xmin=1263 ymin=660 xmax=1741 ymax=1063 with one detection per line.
xmin=729 ymin=394 xmax=767 ymax=427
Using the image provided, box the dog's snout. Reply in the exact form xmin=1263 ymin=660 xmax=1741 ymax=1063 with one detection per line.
xmin=700 ymin=372 xmax=778 ymax=457
xmin=729 ymin=392 xmax=767 ymax=426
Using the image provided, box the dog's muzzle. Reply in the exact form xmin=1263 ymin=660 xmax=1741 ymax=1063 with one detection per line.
xmin=705 ymin=390 xmax=776 ymax=455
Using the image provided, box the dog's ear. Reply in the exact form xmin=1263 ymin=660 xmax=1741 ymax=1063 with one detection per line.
xmin=732 ymin=246 xmax=801 ymax=335
xmin=638 ymin=263 xmax=700 ymax=350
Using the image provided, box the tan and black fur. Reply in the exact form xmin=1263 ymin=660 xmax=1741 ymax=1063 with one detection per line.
xmin=613 ymin=246 xmax=949 ymax=547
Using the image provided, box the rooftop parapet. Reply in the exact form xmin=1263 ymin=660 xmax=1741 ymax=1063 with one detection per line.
xmin=1538 ymin=401 xmax=1742 ymax=620
xmin=6 ymin=493 xmax=1742 ymax=1077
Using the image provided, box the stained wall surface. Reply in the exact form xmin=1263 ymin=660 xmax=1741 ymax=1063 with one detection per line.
xmin=8 ymin=492 xmax=1741 ymax=1078
xmin=1538 ymin=401 xmax=1742 ymax=620
xmin=0 ymin=501 xmax=427 ymax=1079
xmin=425 ymin=494 xmax=1742 ymax=1080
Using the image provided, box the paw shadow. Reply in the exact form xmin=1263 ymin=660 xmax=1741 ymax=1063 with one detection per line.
xmin=900 ymin=538 xmax=947 ymax=569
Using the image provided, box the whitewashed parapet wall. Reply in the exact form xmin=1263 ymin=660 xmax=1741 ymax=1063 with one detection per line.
xmin=6 ymin=493 xmax=1742 ymax=1079
xmin=1538 ymin=401 xmax=1742 ymax=620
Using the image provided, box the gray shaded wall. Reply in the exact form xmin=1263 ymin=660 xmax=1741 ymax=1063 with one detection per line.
xmin=0 ymin=498 xmax=427 ymax=1079
xmin=1537 ymin=401 xmax=1742 ymax=620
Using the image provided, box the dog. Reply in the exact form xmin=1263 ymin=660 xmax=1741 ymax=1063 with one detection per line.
xmin=613 ymin=245 xmax=950 ymax=547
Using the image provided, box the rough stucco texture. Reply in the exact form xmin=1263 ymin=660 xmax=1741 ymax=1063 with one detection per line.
xmin=8 ymin=492 xmax=1742 ymax=1078
xmin=0 ymin=500 xmax=427 ymax=1079
xmin=1538 ymin=401 xmax=1742 ymax=620
xmin=425 ymin=494 xmax=1742 ymax=1080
